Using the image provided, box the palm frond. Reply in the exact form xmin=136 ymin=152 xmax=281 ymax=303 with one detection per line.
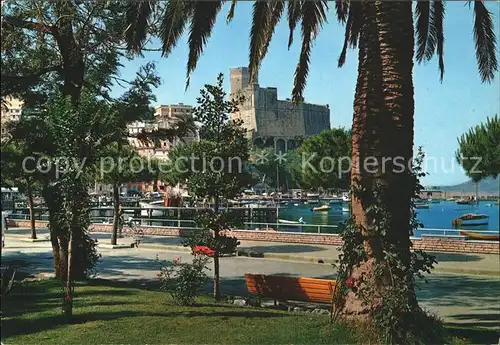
xmin=124 ymin=0 xmax=155 ymax=54
xmin=261 ymin=1 xmax=285 ymax=63
xmin=249 ymin=1 xmax=272 ymax=83
xmin=347 ymin=1 xmax=361 ymax=49
xmin=186 ymin=1 xmax=223 ymax=90
xmin=226 ymin=0 xmax=237 ymax=23
xmin=335 ymin=0 xmax=348 ymax=23
xmin=287 ymin=0 xmax=302 ymax=49
xmin=433 ymin=0 xmax=445 ymax=81
xmin=415 ymin=1 xmax=430 ymax=62
xmin=473 ymin=1 xmax=498 ymax=83
xmin=423 ymin=1 xmax=438 ymax=61
xmin=338 ymin=1 xmax=361 ymax=67
xmin=292 ymin=0 xmax=328 ymax=103
xmin=160 ymin=1 xmax=193 ymax=58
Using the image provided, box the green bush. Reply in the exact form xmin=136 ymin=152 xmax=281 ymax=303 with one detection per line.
xmin=156 ymin=254 xmax=210 ymax=306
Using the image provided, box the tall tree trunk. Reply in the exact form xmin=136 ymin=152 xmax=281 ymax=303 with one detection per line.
xmin=26 ymin=180 xmax=37 ymax=239
xmin=213 ymin=196 xmax=220 ymax=301
xmin=346 ymin=1 xmax=415 ymax=314
xmin=64 ymin=230 xmax=73 ymax=318
xmin=111 ymin=183 xmax=120 ymax=245
xmin=54 ymin=1 xmax=84 ymax=103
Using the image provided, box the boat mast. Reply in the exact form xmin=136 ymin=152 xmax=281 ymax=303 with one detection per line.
xmin=276 ymin=160 xmax=279 ymax=219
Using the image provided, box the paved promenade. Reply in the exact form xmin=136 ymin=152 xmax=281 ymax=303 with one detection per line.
xmin=2 ymin=228 xmax=499 ymax=329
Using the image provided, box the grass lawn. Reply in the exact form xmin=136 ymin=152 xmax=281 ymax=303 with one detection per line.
xmin=1 ymin=279 xmax=355 ymax=344
xmin=1 ymin=279 xmax=498 ymax=344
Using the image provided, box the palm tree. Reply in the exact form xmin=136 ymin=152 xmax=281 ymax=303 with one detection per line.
xmin=123 ymin=0 xmax=497 ymax=314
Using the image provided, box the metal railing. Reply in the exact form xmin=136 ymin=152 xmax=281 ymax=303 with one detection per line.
xmin=6 ymin=206 xmax=498 ymax=238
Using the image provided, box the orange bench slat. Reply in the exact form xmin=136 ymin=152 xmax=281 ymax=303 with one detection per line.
xmin=244 ymin=273 xmax=337 ymax=304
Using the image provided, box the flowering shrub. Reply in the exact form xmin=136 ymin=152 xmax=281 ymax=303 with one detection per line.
xmin=193 ymin=245 xmax=215 ymax=257
xmin=156 ymin=253 xmax=211 ymax=306
xmin=345 ymin=276 xmax=355 ymax=289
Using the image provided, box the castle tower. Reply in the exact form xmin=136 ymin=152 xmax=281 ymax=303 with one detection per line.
xmin=230 ymin=67 xmax=250 ymax=94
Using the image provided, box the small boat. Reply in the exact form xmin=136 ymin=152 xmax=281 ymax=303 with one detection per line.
xmin=459 ymin=231 xmax=499 ymax=241
xmin=312 ymin=205 xmax=331 ymax=212
xmin=278 ymin=217 xmax=305 ymax=225
xmin=293 ymin=203 xmax=299 ymax=207
xmin=342 ymin=204 xmax=350 ymax=213
xmin=452 ymin=213 xmax=489 ymax=227
xmin=414 ymin=199 xmax=430 ymax=209
xmin=446 ymin=198 xmax=456 ymax=202
xmin=342 ymin=192 xmax=351 ymax=203
xmin=456 ymin=199 xmax=477 ymax=205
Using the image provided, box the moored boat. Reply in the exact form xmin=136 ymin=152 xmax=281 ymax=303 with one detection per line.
xmin=342 ymin=192 xmax=351 ymax=203
xmin=459 ymin=230 xmax=499 ymax=241
xmin=452 ymin=213 xmax=489 ymax=227
xmin=456 ymin=199 xmax=477 ymax=205
xmin=342 ymin=204 xmax=350 ymax=213
xmin=312 ymin=205 xmax=331 ymax=212
xmin=414 ymin=199 xmax=430 ymax=209
xmin=278 ymin=217 xmax=305 ymax=224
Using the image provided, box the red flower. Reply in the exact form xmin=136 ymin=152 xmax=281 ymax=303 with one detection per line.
xmin=345 ymin=277 xmax=355 ymax=289
xmin=173 ymin=257 xmax=180 ymax=265
xmin=156 ymin=273 xmax=162 ymax=278
xmin=193 ymin=245 xmax=215 ymax=257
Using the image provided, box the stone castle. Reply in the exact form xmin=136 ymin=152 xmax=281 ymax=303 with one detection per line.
xmin=229 ymin=67 xmax=330 ymax=152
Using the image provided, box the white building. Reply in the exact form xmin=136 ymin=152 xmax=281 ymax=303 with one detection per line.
xmin=1 ymin=97 xmax=23 ymax=139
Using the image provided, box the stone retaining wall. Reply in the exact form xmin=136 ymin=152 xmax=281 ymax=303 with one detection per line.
xmin=7 ymin=219 xmax=499 ymax=254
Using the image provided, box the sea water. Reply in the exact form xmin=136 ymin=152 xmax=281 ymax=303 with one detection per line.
xmin=276 ymin=200 xmax=499 ymax=235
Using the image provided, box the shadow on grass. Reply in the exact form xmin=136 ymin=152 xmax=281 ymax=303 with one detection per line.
xmin=445 ymin=324 xmax=500 ymax=344
xmin=2 ymin=278 xmax=288 ymax=340
xmin=431 ymin=252 xmax=483 ymax=263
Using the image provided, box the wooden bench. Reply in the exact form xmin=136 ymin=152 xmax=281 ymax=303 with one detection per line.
xmin=244 ymin=273 xmax=337 ymax=305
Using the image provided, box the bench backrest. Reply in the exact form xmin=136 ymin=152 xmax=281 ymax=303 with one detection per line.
xmin=244 ymin=273 xmax=336 ymax=304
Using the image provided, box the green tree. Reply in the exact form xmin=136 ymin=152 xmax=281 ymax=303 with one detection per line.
xmin=456 ymin=114 xmax=500 ymax=199
xmin=99 ymin=144 xmax=144 ymax=245
xmin=124 ymin=1 xmax=497 ymax=340
xmin=1 ymin=0 xmax=132 ymax=105
xmin=164 ymin=74 xmax=250 ymax=300
xmin=15 ymin=93 xmax=119 ymax=317
xmin=1 ymin=138 xmax=42 ymax=239
xmin=297 ymin=128 xmax=351 ymax=192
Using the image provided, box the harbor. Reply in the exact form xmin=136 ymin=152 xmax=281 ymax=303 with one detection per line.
xmin=6 ymin=198 xmax=499 ymax=239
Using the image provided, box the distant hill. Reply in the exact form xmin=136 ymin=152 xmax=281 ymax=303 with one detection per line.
xmin=439 ymin=176 xmax=499 ymax=194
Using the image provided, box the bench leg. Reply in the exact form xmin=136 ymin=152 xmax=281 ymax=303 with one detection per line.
xmin=274 ymin=299 xmax=277 ymax=306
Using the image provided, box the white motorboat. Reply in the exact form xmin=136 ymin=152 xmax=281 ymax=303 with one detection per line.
xmin=140 ymin=200 xmax=166 ymax=217
xmin=342 ymin=192 xmax=351 ymax=203
xmin=278 ymin=217 xmax=305 ymax=225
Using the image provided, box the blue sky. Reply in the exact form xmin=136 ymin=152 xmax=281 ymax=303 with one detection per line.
xmin=113 ymin=2 xmax=500 ymax=186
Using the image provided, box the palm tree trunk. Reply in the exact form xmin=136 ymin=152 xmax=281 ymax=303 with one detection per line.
xmin=26 ymin=181 xmax=37 ymax=239
xmin=346 ymin=1 xmax=415 ymax=314
xmin=111 ymin=183 xmax=120 ymax=245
